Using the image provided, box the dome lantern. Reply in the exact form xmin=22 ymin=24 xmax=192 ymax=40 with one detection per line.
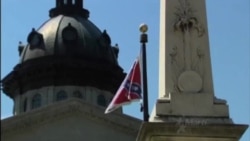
xmin=50 ymin=0 xmax=89 ymax=18
xmin=56 ymin=0 xmax=83 ymax=8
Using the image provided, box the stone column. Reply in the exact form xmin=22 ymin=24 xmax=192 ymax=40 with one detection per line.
xmin=14 ymin=95 xmax=21 ymax=115
xmin=48 ymin=87 xmax=55 ymax=104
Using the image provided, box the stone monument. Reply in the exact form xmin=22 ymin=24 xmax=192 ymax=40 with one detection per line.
xmin=136 ymin=0 xmax=248 ymax=140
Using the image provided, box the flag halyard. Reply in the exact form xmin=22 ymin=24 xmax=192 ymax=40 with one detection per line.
xmin=105 ymin=59 xmax=142 ymax=114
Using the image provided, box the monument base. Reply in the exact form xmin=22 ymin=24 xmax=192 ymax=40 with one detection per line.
xmin=154 ymin=93 xmax=229 ymax=117
xmin=136 ymin=122 xmax=248 ymax=141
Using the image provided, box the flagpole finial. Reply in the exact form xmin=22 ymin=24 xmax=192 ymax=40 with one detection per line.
xmin=139 ymin=23 xmax=148 ymax=43
xmin=139 ymin=23 xmax=148 ymax=33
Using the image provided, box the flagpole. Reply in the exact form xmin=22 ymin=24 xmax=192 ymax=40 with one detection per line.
xmin=139 ymin=24 xmax=149 ymax=122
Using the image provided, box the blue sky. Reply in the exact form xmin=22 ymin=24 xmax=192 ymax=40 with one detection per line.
xmin=1 ymin=0 xmax=249 ymax=140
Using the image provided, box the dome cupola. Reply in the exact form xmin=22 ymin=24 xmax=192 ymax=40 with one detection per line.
xmin=49 ymin=0 xmax=89 ymax=18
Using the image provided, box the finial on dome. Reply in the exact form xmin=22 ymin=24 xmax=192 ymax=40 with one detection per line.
xmin=112 ymin=44 xmax=119 ymax=59
xmin=18 ymin=41 xmax=25 ymax=56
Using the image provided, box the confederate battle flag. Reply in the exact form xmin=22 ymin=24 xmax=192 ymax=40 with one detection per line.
xmin=105 ymin=58 xmax=142 ymax=114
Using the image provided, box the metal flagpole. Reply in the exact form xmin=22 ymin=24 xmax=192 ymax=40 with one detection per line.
xmin=139 ymin=24 xmax=149 ymax=122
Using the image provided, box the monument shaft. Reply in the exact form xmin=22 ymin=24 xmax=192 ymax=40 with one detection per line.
xmin=159 ymin=0 xmax=214 ymax=96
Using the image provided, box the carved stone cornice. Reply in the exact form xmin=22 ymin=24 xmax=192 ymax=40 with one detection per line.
xmin=1 ymin=99 xmax=141 ymax=137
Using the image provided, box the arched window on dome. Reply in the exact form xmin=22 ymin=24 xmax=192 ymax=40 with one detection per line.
xmin=31 ymin=94 xmax=42 ymax=109
xmin=73 ymin=91 xmax=83 ymax=99
xmin=56 ymin=90 xmax=68 ymax=101
xmin=63 ymin=0 xmax=68 ymax=5
xmin=97 ymin=94 xmax=106 ymax=107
